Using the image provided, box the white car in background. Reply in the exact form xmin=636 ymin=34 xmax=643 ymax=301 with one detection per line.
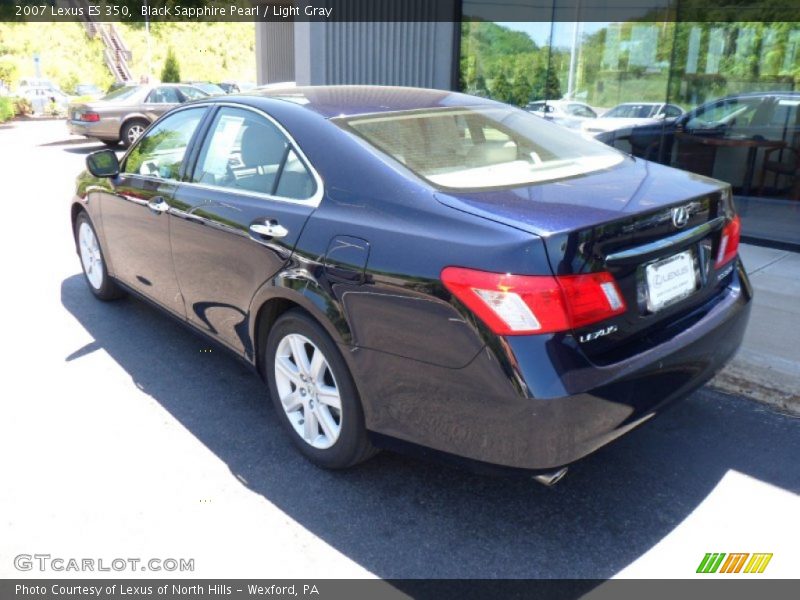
xmin=526 ymin=99 xmax=598 ymax=129
xmin=581 ymin=102 xmax=685 ymax=136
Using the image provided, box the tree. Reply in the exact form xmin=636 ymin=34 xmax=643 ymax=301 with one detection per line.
xmin=531 ymin=62 xmax=562 ymax=101
xmin=490 ymin=72 xmax=513 ymax=104
xmin=161 ymin=47 xmax=180 ymax=83
xmin=512 ymin=70 xmax=533 ymax=106
xmin=474 ymin=74 xmax=488 ymax=96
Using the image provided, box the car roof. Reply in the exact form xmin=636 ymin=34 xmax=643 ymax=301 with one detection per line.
xmin=243 ymin=85 xmax=501 ymax=119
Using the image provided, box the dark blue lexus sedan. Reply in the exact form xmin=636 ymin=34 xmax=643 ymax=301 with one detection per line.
xmin=71 ymin=86 xmax=752 ymax=484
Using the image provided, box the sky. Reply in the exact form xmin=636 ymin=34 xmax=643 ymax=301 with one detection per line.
xmin=496 ymin=21 xmax=610 ymax=49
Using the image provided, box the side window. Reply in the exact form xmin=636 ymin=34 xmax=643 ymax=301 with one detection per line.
xmin=275 ymin=149 xmax=316 ymax=199
xmin=179 ymin=86 xmax=207 ymax=101
xmin=663 ymin=105 xmax=683 ymax=118
xmin=569 ymin=104 xmax=596 ymax=118
xmin=192 ymin=107 xmax=316 ymax=199
xmin=147 ymin=87 xmax=181 ymax=104
xmin=123 ymin=108 xmax=205 ymax=179
xmin=687 ymin=99 xmax=760 ymax=132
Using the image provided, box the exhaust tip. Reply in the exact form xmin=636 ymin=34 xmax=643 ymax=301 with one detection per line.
xmin=533 ymin=467 xmax=568 ymax=487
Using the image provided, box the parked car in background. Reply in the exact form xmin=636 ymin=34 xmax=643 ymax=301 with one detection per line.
xmin=526 ymin=99 xmax=598 ymax=129
xmin=183 ymin=81 xmax=226 ymax=96
xmin=595 ymin=92 xmax=800 ymax=197
xmin=71 ymin=86 xmax=751 ymax=481
xmin=68 ymin=83 xmax=209 ymax=147
xmin=581 ymin=102 xmax=685 ymax=136
xmin=218 ymin=81 xmax=257 ymax=94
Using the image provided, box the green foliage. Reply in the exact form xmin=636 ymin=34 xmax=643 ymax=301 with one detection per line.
xmin=463 ymin=19 xmax=799 ymax=111
xmin=124 ymin=22 xmax=256 ymax=83
xmin=161 ymin=47 xmax=181 ymax=83
xmin=530 ymin=61 xmax=562 ymax=101
xmin=0 ymin=22 xmax=113 ymax=92
xmin=511 ymin=70 xmax=533 ymax=106
xmin=0 ymin=97 xmax=14 ymax=122
xmin=13 ymin=96 xmax=31 ymax=116
xmin=490 ymin=72 xmax=513 ymax=104
xmin=461 ymin=20 xmax=542 ymax=97
xmin=474 ymin=74 xmax=488 ymax=96
xmin=0 ymin=57 xmax=17 ymax=87
xmin=0 ymin=22 xmax=256 ymax=91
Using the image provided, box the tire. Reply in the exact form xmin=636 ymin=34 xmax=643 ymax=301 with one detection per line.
xmin=265 ymin=309 xmax=377 ymax=469
xmin=74 ymin=211 xmax=126 ymax=301
xmin=120 ymin=119 xmax=148 ymax=148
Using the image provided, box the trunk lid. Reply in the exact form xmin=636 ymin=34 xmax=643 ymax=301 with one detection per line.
xmin=435 ymin=159 xmax=735 ymax=363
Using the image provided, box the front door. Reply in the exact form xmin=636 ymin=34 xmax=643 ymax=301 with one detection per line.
xmin=100 ymin=106 xmax=208 ymax=316
xmin=170 ymin=106 xmax=320 ymax=355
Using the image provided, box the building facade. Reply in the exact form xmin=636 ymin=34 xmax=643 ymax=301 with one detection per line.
xmin=255 ymin=2 xmax=800 ymax=248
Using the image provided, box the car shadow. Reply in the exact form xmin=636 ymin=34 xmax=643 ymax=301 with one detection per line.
xmin=60 ymin=274 xmax=800 ymax=579
xmin=38 ymin=137 xmax=116 ymax=155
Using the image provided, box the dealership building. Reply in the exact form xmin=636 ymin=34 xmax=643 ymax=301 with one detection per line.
xmin=255 ymin=1 xmax=800 ymax=248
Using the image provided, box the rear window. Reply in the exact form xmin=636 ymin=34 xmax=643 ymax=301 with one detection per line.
xmin=339 ymin=106 xmax=622 ymax=189
xmin=101 ymin=86 xmax=140 ymax=102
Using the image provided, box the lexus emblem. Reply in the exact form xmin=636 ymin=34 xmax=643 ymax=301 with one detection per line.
xmin=671 ymin=206 xmax=690 ymax=228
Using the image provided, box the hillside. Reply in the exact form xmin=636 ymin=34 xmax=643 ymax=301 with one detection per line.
xmin=0 ymin=22 xmax=256 ymax=93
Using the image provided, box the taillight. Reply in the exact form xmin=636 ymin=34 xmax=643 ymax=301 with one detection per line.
xmin=80 ymin=112 xmax=100 ymax=122
xmin=441 ymin=267 xmax=626 ymax=336
xmin=715 ymin=215 xmax=741 ymax=268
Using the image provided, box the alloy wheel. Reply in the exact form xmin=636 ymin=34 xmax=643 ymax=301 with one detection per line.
xmin=78 ymin=221 xmax=104 ymax=290
xmin=273 ymin=333 xmax=342 ymax=449
xmin=127 ymin=124 xmax=145 ymax=144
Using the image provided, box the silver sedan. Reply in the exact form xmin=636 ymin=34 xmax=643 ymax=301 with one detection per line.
xmin=68 ymin=84 xmax=209 ymax=147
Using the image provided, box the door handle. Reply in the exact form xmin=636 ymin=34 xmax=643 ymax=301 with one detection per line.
xmin=147 ymin=196 xmax=170 ymax=214
xmin=249 ymin=220 xmax=289 ymax=240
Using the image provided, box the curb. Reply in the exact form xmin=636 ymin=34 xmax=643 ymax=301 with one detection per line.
xmin=710 ymin=362 xmax=800 ymax=417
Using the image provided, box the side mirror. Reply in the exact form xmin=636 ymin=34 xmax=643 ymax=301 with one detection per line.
xmin=86 ymin=149 xmax=120 ymax=178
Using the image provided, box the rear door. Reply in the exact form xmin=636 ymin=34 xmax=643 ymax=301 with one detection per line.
xmin=100 ymin=105 xmax=208 ymax=316
xmin=169 ymin=105 xmax=320 ymax=355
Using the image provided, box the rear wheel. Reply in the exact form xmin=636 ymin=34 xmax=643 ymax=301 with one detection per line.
xmin=121 ymin=119 xmax=148 ymax=148
xmin=75 ymin=212 xmax=125 ymax=301
xmin=265 ymin=309 xmax=377 ymax=469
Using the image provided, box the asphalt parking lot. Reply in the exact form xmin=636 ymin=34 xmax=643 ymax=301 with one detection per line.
xmin=1 ymin=119 xmax=798 ymax=580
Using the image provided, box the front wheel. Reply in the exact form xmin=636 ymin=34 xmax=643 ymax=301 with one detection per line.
xmin=265 ymin=309 xmax=377 ymax=469
xmin=75 ymin=212 xmax=125 ymax=301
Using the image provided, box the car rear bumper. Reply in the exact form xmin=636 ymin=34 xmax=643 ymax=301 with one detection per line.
xmin=352 ymin=260 xmax=752 ymax=471
xmin=68 ymin=120 xmax=116 ymax=141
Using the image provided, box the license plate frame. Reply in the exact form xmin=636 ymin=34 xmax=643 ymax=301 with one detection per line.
xmin=644 ymin=249 xmax=698 ymax=313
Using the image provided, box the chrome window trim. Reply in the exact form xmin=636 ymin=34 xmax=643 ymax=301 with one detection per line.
xmin=119 ymin=101 xmax=324 ymax=208
xmin=183 ymin=102 xmax=323 ymax=207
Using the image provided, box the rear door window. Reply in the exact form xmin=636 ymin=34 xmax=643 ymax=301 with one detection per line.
xmin=192 ymin=107 xmax=316 ymax=199
xmin=147 ymin=87 xmax=181 ymax=104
